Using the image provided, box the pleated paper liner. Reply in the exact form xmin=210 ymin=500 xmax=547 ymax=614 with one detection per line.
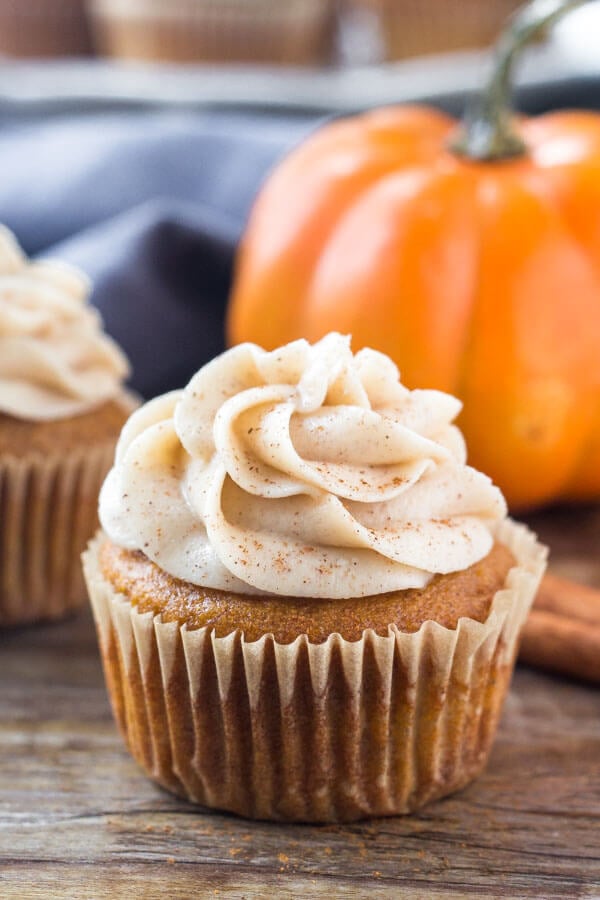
xmin=0 ymin=0 xmax=92 ymax=59
xmin=370 ymin=0 xmax=523 ymax=60
xmin=83 ymin=518 xmax=546 ymax=823
xmin=0 ymin=444 xmax=116 ymax=627
xmin=89 ymin=0 xmax=335 ymax=65
xmin=0 ymin=392 xmax=138 ymax=628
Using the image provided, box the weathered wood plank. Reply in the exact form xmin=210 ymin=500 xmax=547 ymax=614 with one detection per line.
xmin=0 ymin=864 xmax=478 ymax=900
xmin=0 ymin=508 xmax=599 ymax=898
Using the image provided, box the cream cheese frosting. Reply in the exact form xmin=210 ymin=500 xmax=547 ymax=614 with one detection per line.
xmin=100 ymin=333 xmax=507 ymax=599
xmin=0 ymin=225 xmax=129 ymax=421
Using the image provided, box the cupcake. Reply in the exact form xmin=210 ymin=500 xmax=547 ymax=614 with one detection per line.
xmin=84 ymin=333 xmax=546 ymax=822
xmin=89 ymin=0 xmax=335 ymax=66
xmin=0 ymin=226 xmax=133 ymax=627
xmin=350 ymin=0 xmax=523 ymax=61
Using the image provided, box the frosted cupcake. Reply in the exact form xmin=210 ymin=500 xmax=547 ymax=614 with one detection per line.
xmin=0 ymin=226 xmax=133 ymax=626
xmin=84 ymin=333 xmax=546 ymax=822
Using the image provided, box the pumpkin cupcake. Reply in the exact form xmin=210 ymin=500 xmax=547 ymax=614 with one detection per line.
xmin=0 ymin=226 xmax=133 ymax=627
xmin=84 ymin=333 xmax=546 ymax=822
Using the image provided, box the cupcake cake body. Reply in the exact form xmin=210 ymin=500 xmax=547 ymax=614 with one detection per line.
xmin=85 ymin=333 xmax=546 ymax=821
xmin=0 ymin=226 xmax=133 ymax=625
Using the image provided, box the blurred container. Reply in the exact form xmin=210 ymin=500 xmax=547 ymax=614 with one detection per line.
xmin=0 ymin=0 xmax=91 ymax=57
xmin=352 ymin=0 xmax=523 ymax=60
xmin=89 ymin=0 xmax=336 ymax=65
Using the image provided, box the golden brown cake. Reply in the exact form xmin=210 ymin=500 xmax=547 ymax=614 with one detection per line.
xmin=0 ymin=400 xmax=130 ymax=457
xmin=98 ymin=538 xmax=515 ymax=641
xmin=84 ymin=333 xmax=546 ymax=821
xmin=0 ymin=226 xmax=133 ymax=626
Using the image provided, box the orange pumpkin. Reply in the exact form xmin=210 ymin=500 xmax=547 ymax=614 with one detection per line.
xmin=228 ymin=1 xmax=600 ymax=511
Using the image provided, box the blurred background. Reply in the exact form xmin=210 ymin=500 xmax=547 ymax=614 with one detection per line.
xmin=0 ymin=0 xmax=534 ymax=64
xmin=1 ymin=0 xmax=600 ymax=400
xmin=0 ymin=0 xmax=598 ymax=68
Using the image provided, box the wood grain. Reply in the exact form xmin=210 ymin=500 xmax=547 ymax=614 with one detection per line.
xmin=0 ymin=507 xmax=599 ymax=898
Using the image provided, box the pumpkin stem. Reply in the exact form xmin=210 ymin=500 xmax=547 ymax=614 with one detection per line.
xmin=450 ymin=0 xmax=588 ymax=161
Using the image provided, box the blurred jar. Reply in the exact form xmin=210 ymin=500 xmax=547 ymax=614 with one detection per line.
xmin=89 ymin=0 xmax=337 ymax=65
xmin=347 ymin=0 xmax=523 ymax=60
xmin=0 ymin=0 xmax=92 ymax=57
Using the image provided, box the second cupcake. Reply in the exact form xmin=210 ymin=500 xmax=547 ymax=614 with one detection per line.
xmin=0 ymin=226 xmax=133 ymax=626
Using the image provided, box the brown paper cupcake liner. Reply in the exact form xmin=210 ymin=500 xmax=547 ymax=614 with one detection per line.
xmin=0 ymin=443 xmax=117 ymax=627
xmin=359 ymin=0 xmax=523 ymax=60
xmin=83 ymin=518 xmax=546 ymax=822
xmin=0 ymin=0 xmax=91 ymax=58
xmin=89 ymin=0 xmax=335 ymax=65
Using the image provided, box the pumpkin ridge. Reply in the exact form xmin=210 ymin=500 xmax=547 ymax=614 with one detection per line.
xmin=509 ymin=163 xmax=600 ymax=499
xmin=229 ymin=159 xmax=428 ymax=351
xmin=299 ymin=164 xmax=434 ymax=341
xmin=452 ymin=173 xmax=486 ymax=460
xmin=301 ymin=161 xmax=478 ymax=386
xmin=289 ymin=158 xmax=426 ymax=344
xmin=459 ymin=168 xmax=600 ymax=509
xmin=524 ymin=176 xmax=600 ymax=500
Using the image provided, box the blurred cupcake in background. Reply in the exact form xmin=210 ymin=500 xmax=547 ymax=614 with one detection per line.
xmin=0 ymin=226 xmax=134 ymax=627
xmin=0 ymin=0 xmax=91 ymax=57
xmin=348 ymin=0 xmax=523 ymax=60
xmin=89 ymin=0 xmax=336 ymax=65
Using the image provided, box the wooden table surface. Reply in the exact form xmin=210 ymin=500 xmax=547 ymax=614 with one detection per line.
xmin=1 ymin=508 xmax=599 ymax=899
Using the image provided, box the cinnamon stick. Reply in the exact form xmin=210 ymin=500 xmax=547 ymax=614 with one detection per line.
xmin=519 ymin=573 xmax=600 ymax=683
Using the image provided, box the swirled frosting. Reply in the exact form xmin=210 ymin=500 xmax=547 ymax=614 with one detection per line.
xmin=100 ymin=334 xmax=506 ymax=599
xmin=0 ymin=226 xmax=129 ymax=420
